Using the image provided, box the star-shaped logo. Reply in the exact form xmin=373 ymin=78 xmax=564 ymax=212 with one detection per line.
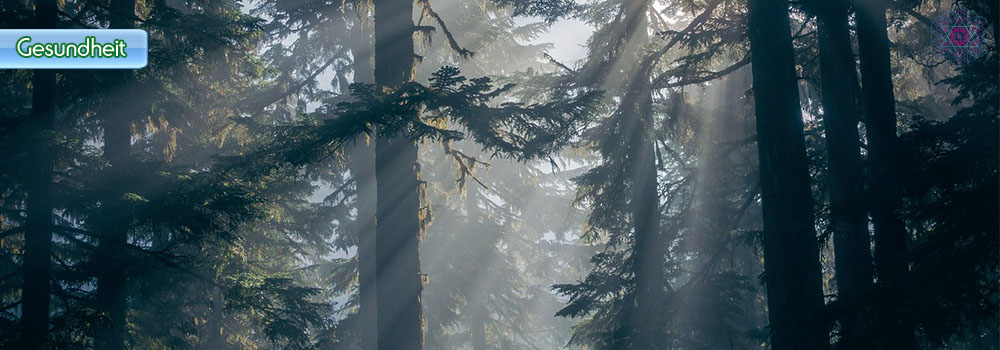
xmin=935 ymin=5 xmax=989 ymax=65
xmin=943 ymin=26 xmax=978 ymax=47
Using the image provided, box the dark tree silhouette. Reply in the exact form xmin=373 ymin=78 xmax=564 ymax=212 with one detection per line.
xmin=855 ymin=0 xmax=916 ymax=347
xmin=809 ymin=0 xmax=875 ymax=346
xmin=19 ymin=0 xmax=57 ymax=347
xmin=746 ymin=0 xmax=827 ymax=348
xmin=94 ymin=1 xmax=138 ymax=349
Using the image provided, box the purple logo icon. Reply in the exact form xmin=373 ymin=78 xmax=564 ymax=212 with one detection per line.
xmin=935 ymin=4 xmax=989 ymax=65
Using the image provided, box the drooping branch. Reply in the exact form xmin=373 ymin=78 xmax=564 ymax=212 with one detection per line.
xmin=443 ymin=142 xmax=491 ymax=191
xmin=416 ymin=0 xmax=474 ymax=59
xmin=543 ymin=52 xmax=578 ymax=76
xmin=237 ymin=66 xmax=599 ymax=173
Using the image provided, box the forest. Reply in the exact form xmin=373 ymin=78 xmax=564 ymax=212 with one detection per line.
xmin=0 ymin=0 xmax=996 ymax=348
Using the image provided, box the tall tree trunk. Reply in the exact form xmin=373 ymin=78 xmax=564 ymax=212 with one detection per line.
xmin=372 ymin=0 xmax=424 ymax=349
xmin=19 ymin=0 xmax=57 ymax=347
xmin=814 ymin=2 xmax=875 ymax=347
xmin=94 ymin=109 xmax=131 ymax=350
xmin=349 ymin=16 xmax=377 ymax=350
xmin=746 ymin=0 xmax=827 ymax=348
xmin=625 ymin=82 xmax=664 ymax=350
xmin=94 ymin=1 xmax=136 ymax=349
xmin=628 ymin=117 xmax=663 ymax=350
xmin=854 ymin=0 xmax=914 ymax=347
xmin=465 ymin=185 xmax=488 ymax=350
xmin=610 ymin=1 xmax=667 ymax=348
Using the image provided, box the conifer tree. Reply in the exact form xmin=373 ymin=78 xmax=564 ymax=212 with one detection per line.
xmin=554 ymin=0 xmax=768 ymax=348
xmin=371 ymin=0 xmax=425 ymax=348
xmin=855 ymin=0 xmax=916 ymax=346
xmin=805 ymin=0 xmax=875 ymax=346
xmin=347 ymin=13 xmax=378 ymax=350
xmin=746 ymin=0 xmax=826 ymax=347
xmin=19 ymin=0 xmax=58 ymax=347
xmin=93 ymin=1 xmax=138 ymax=349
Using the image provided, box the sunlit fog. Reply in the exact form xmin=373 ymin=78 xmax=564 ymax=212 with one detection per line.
xmin=0 ymin=0 xmax=996 ymax=349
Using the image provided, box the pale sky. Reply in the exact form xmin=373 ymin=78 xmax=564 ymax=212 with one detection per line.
xmin=531 ymin=17 xmax=594 ymax=65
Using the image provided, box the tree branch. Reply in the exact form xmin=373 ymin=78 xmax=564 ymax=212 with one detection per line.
xmin=416 ymin=0 xmax=474 ymax=59
xmin=653 ymin=55 xmax=750 ymax=88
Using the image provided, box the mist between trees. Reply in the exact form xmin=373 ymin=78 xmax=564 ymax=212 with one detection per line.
xmin=0 ymin=0 xmax=996 ymax=349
